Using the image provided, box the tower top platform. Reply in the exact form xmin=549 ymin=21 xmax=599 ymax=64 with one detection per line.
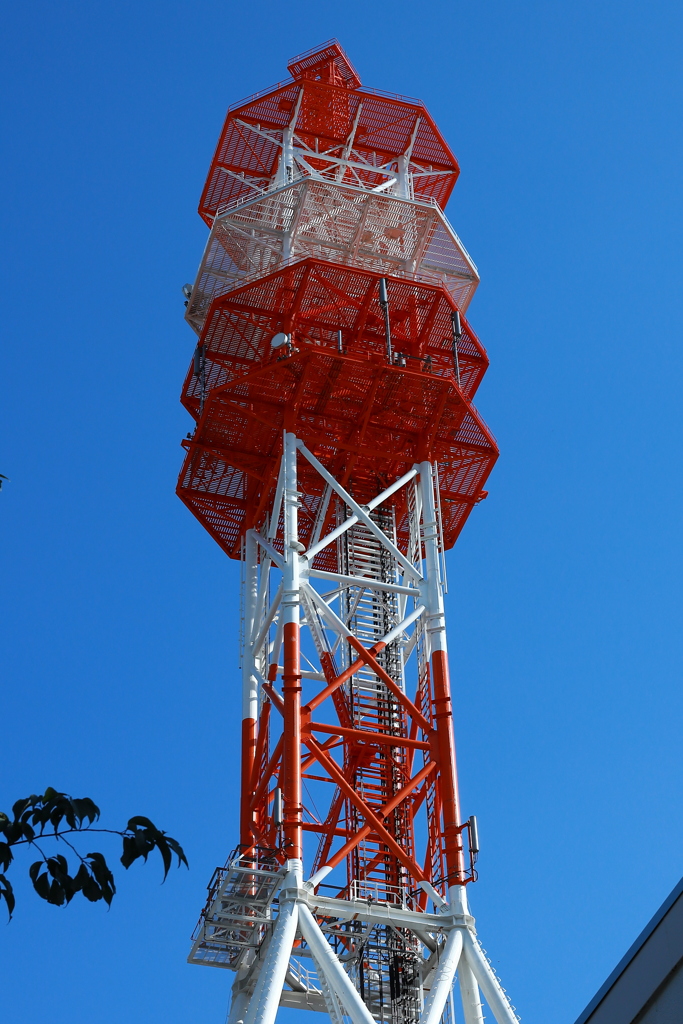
xmin=199 ymin=41 xmax=460 ymax=224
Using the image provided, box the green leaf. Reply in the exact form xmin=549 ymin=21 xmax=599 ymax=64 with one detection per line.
xmin=30 ymin=865 xmax=52 ymax=902
xmin=72 ymin=863 xmax=87 ymax=891
xmin=85 ymin=853 xmax=116 ymax=907
xmin=47 ymin=879 xmax=66 ymax=906
xmin=165 ymin=836 xmax=189 ymax=870
xmin=74 ymin=863 xmax=102 ymax=903
xmin=120 ymin=834 xmax=137 ymax=869
xmin=83 ymin=876 xmax=103 ymax=902
xmin=121 ymin=823 xmax=155 ymax=868
xmin=30 ymin=860 xmax=67 ymax=906
xmin=44 ymin=794 xmax=74 ymax=834
xmin=0 ymin=842 xmax=13 ymax=872
xmin=12 ymin=797 xmax=33 ymax=821
xmin=3 ymin=820 xmax=35 ymax=844
xmin=47 ymin=806 xmax=63 ymax=832
xmin=6 ymin=794 xmax=185 ymax=914
xmin=0 ymin=874 xmax=15 ymax=920
xmin=136 ymin=834 xmax=154 ymax=859
xmin=61 ymin=799 xmax=77 ymax=832
xmin=23 ymin=790 xmax=102 ymax=834
xmin=126 ymin=815 xmax=156 ymax=831
xmin=45 ymin=856 xmax=77 ymax=904
xmin=155 ymin=836 xmax=172 ymax=881
xmin=46 ymin=855 xmax=70 ymax=886
xmin=30 ymin=804 xmax=50 ymax=830
xmin=73 ymin=798 xmax=100 ymax=826
xmin=121 ymin=820 xmax=187 ymax=879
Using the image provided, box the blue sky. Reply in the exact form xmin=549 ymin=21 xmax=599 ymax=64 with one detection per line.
xmin=2 ymin=2 xmax=683 ymax=1022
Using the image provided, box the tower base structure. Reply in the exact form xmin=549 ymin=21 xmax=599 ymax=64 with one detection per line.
xmin=221 ymin=858 xmax=514 ymax=1024
xmin=187 ymin=436 xmax=518 ymax=1024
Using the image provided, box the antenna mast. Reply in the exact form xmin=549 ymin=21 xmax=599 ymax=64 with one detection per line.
xmin=177 ymin=40 xmax=518 ymax=1024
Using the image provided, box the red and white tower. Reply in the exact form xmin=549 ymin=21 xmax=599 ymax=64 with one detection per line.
xmin=179 ymin=41 xmax=519 ymax=1024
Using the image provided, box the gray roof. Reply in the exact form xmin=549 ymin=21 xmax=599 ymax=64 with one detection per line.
xmin=574 ymin=875 xmax=683 ymax=1024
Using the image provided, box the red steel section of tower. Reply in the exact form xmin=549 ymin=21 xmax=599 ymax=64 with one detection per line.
xmin=178 ymin=258 xmax=496 ymax=561
xmin=198 ymin=42 xmax=459 ymax=225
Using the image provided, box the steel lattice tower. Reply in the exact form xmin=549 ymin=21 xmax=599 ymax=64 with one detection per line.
xmin=178 ymin=41 xmax=519 ymax=1024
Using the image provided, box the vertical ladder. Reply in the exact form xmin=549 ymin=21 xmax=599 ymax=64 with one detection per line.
xmin=337 ymin=505 xmax=422 ymax=1024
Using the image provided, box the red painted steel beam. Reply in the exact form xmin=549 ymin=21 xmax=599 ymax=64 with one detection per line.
xmin=431 ymin=648 xmax=466 ymax=881
xmin=308 ymin=721 xmax=431 ymax=751
xmin=303 ymin=735 xmax=428 ymax=884
xmin=321 ymin=760 xmax=437 ymax=873
xmin=282 ymin=622 xmax=303 ymax=860
xmin=346 ymin=636 xmax=433 ymax=735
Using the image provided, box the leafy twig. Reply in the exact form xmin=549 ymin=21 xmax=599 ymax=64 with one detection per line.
xmin=0 ymin=788 xmax=187 ymax=919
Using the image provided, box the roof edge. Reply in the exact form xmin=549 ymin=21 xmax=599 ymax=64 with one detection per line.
xmin=574 ymin=875 xmax=683 ymax=1024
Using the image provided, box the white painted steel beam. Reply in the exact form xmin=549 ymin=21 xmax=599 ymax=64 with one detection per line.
xmin=296 ymin=441 xmax=422 ymax=581
xmin=418 ymin=461 xmax=448 ymax=656
xmin=227 ymin=988 xmax=251 ymax=1024
xmin=303 ymin=466 xmax=418 ymax=564
xmin=305 ymin=892 xmax=447 ymax=931
xmin=301 ymin=582 xmax=351 ymax=639
xmin=298 ymin=903 xmax=376 ymax=1024
xmin=307 ymin=567 xmax=420 ymax=598
xmin=302 ymin=581 xmax=425 ymax=655
xmin=251 ymin=582 xmax=284 ymax=657
xmin=462 ymin=931 xmax=518 ymax=1024
xmin=418 ymin=927 xmax=463 ymax=1024
xmin=243 ymin=899 xmax=299 ymax=1024
xmin=458 ymin=956 xmax=486 ymax=1024
xmin=242 ymin=530 xmax=260 ymax=722
xmin=249 ymin=530 xmax=285 ymax=570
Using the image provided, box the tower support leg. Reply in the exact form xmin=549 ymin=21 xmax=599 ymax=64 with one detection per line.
xmin=461 ymin=930 xmax=518 ymax=1024
xmin=418 ymin=926 xmax=463 ymax=1024
xmin=227 ymin=988 xmax=251 ymax=1024
xmin=241 ymin=528 xmax=259 ymax=845
xmin=457 ymin=957 xmax=485 ymax=1024
xmin=418 ymin=461 xmax=465 ymax=880
xmin=244 ymin=863 xmax=302 ymax=1024
xmin=298 ymin=903 xmax=376 ymax=1024
xmin=282 ymin=431 xmax=303 ymax=861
